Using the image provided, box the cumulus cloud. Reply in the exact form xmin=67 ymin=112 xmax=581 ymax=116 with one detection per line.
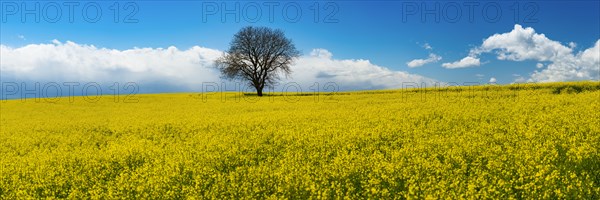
xmin=530 ymin=40 xmax=600 ymax=82
xmin=0 ymin=41 xmax=440 ymax=94
xmin=292 ymin=49 xmax=440 ymax=90
xmin=489 ymin=77 xmax=497 ymax=83
xmin=407 ymin=53 xmax=442 ymax=68
xmin=442 ymin=56 xmax=480 ymax=68
xmin=443 ymin=24 xmax=599 ymax=82
xmin=475 ymin=24 xmax=574 ymax=62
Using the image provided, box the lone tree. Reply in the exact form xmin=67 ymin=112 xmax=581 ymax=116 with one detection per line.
xmin=216 ymin=26 xmax=300 ymax=96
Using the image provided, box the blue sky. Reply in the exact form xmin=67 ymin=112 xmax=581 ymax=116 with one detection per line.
xmin=1 ymin=1 xmax=599 ymax=97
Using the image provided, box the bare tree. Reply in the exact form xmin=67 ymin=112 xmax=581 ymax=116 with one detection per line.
xmin=216 ymin=26 xmax=300 ymax=96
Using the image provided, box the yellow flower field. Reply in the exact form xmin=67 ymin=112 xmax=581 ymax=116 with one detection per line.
xmin=1 ymin=81 xmax=599 ymax=198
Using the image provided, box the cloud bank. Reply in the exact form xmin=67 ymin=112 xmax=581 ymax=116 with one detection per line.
xmin=1 ymin=40 xmax=223 ymax=93
xmin=0 ymin=41 xmax=439 ymax=95
xmin=295 ymin=49 xmax=439 ymax=90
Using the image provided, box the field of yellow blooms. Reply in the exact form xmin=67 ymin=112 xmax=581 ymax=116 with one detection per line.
xmin=1 ymin=81 xmax=599 ymax=198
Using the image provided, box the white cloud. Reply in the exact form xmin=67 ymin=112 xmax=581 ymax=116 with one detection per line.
xmin=309 ymin=48 xmax=333 ymax=59
xmin=511 ymin=74 xmax=527 ymax=83
xmin=442 ymin=56 xmax=480 ymax=68
xmin=17 ymin=35 xmax=26 ymax=40
xmin=423 ymin=43 xmax=432 ymax=50
xmin=489 ymin=77 xmax=497 ymax=83
xmin=406 ymin=53 xmax=442 ymax=68
xmin=536 ymin=63 xmax=544 ymax=68
xmin=292 ymin=49 xmax=440 ymax=90
xmin=406 ymin=43 xmax=442 ymax=68
xmin=476 ymin=24 xmax=574 ymax=62
xmin=513 ymin=76 xmax=526 ymax=83
xmin=444 ymin=24 xmax=599 ymax=82
xmin=0 ymin=41 xmax=223 ymax=92
xmin=530 ymin=40 xmax=600 ymax=82
xmin=0 ymin=41 xmax=440 ymax=93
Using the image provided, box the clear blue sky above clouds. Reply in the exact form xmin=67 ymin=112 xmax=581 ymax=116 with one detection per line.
xmin=1 ymin=0 xmax=599 ymax=96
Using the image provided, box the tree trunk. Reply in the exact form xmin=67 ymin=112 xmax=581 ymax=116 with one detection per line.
xmin=256 ymin=86 xmax=263 ymax=96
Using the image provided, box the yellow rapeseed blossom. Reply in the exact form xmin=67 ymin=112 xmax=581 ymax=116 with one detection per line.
xmin=0 ymin=81 xmax=599 ymax=198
